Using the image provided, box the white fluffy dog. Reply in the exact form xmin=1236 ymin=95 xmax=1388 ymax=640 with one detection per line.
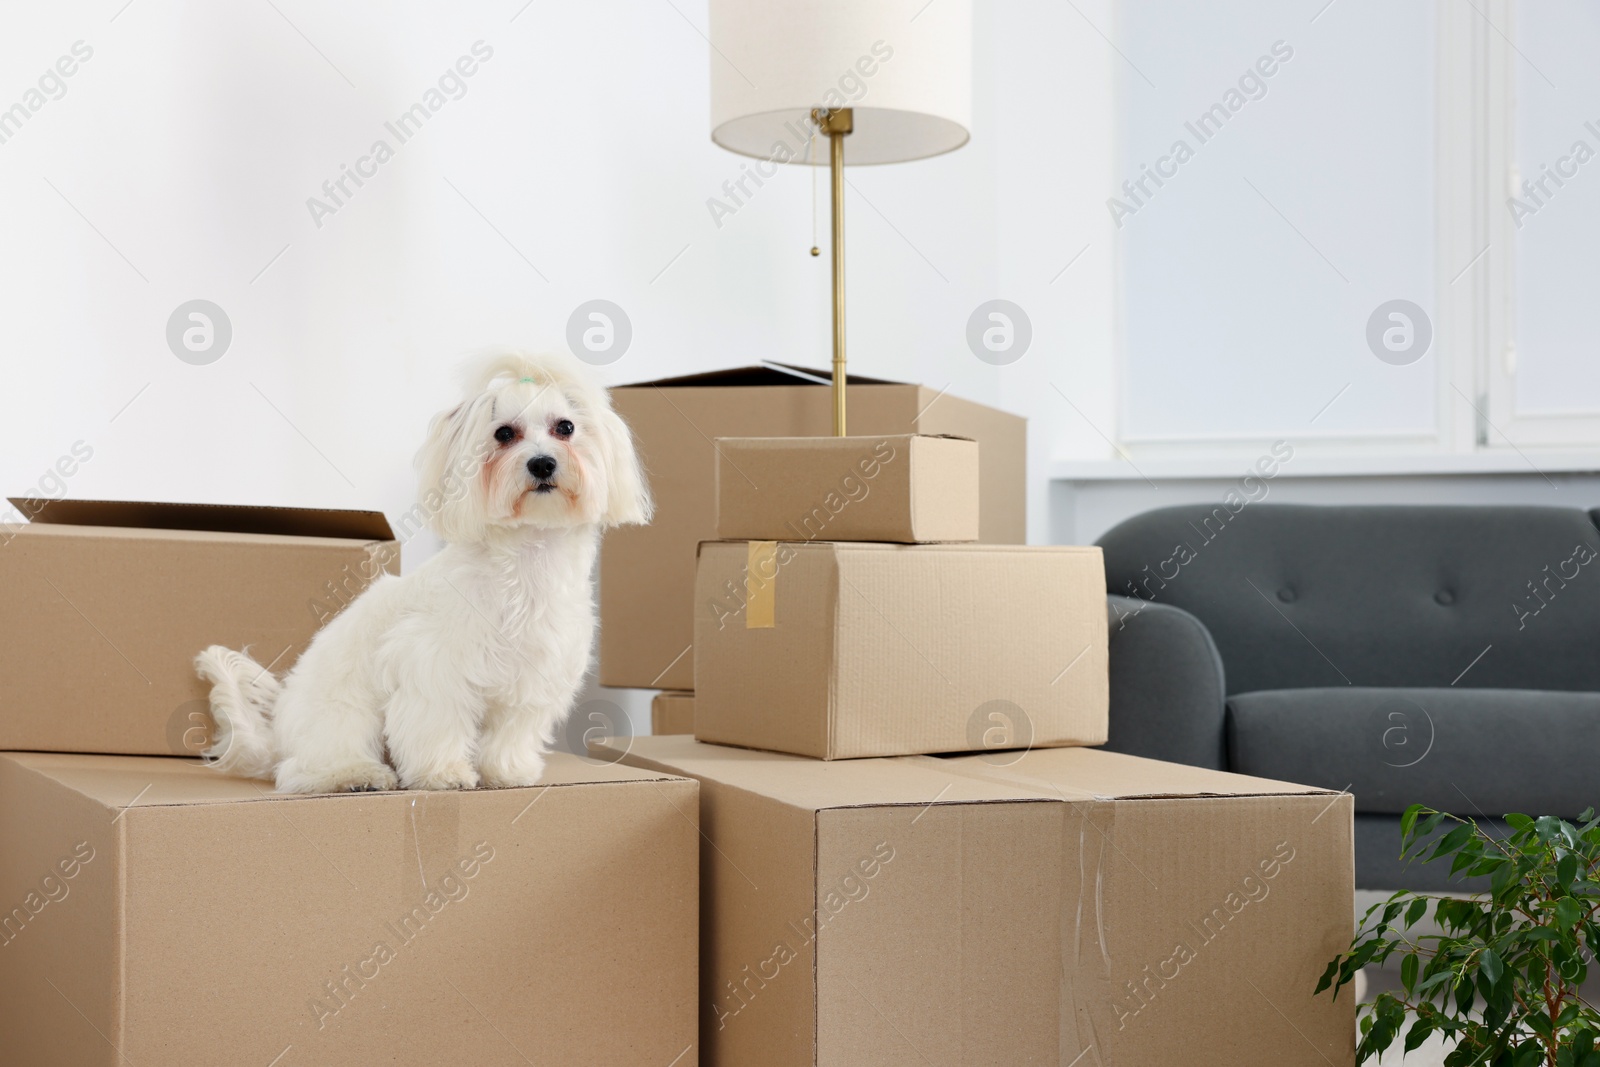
xmin=195 ymin=351 xmax=650 ymax=793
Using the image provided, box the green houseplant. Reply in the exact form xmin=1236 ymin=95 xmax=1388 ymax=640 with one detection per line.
xmin=1317 ymin=804 xmax=1600 ymax=1066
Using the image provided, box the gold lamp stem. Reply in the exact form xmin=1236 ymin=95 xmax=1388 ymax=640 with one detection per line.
xmin=815 ymin=107 xmax=853 ymax=436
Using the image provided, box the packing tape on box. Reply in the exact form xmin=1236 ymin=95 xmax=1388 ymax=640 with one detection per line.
xmin=746 ymin=540 xmax=777 ymax=629
xmin=401 ymin=790 xmax=461 ymax=902
xmin=1065 ymin=800 xmax=1115 ymax=1063
xmin=913 ymin=757 xmax=1117 ymax=1061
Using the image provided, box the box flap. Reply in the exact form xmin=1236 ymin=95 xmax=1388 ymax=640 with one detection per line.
xmin=711 ymin=432 xmax=974 ymax=448
xmin=931 ymin=747 xmax=1337 ymax=800
xmin=9 ymin=498 xmax=395 ymax=541
xmin=598 ymin=735 xmax=1051 ymax=811
xmin=0 ymin=751 xmax=686 ymax=810
xmin=617 ymin=362 xmax=901 ymax=389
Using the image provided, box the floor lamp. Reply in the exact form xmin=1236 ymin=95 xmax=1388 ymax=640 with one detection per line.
xmin=708 ymin=1 xmax=972 ymax=435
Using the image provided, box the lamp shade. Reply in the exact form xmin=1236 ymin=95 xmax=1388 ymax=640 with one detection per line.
xmin=708 ymin=0 xmax=972 ymax=166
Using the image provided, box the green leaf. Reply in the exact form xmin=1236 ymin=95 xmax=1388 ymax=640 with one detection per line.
xmin=1402 ymin=805 xmax=1422 ymax=841
xmin=1406 ymin=897 xmax=1429 ymax=927
xmin=1560 ymin=853 xmax=1580 ymax=890
xmin=1404 ymin=1017 xmax=1433 ymax=1053
xmin=1401 ymin=953 xmax=1419 ymax=992
xmin=1438 ymin=823 xmax=1475 ymax=857
xmin=1506 ymin=813 xmax=1536 ymax=833
xmin=1416 ymin=970 xmax=1456 ymax=993
xmin=1557 ymin=897 xmax=1583 ymax=929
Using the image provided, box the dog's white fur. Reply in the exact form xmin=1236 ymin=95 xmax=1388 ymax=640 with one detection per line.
xmin=195 ymin=351 xmax=650 ymax=793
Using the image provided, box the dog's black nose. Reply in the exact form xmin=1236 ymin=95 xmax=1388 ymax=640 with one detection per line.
xmin=528 ymin=455 xmax=557 ymax=480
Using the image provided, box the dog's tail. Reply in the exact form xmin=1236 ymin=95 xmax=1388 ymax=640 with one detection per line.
xmin=194 ymin=646 xmax=281 ymax=780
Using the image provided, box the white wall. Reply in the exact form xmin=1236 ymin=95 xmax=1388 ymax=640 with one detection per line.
xmin=1 ymin=0 xmax=1069 ymax=543
xmin=994 ymin=0 xmax=1118 ymax=543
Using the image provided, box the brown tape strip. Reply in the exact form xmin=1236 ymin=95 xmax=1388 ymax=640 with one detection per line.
xmin=746 ymin=540 xmax=777 ymax=629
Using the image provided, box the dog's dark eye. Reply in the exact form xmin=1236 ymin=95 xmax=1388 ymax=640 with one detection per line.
xmin=552 ymin=419 xmax=575 ymax=439
xmin=493 ymin=425 xmax=516 ymax=444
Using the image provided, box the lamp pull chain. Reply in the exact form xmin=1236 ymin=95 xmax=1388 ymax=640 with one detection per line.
xmin=808 ymin=127 xmax=820 ymax=257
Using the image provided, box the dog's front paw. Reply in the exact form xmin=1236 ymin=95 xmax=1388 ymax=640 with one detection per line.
xmin=478 ymin=750 xmax=546 ymax=789
xmin=479 ymin=768 xmax=544 ymax=789
xmin=403 ymin=762 xmax=481 ymax=791
xmin=281 ymin=761 xmax=398 ymax=794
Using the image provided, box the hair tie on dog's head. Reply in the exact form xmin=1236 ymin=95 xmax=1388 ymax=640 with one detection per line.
xmin=519 ymin=377 xmax=536 ymax=383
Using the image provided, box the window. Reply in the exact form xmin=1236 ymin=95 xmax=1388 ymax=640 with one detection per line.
xmin=1494 ymin=0 xmax=1600 ymax=444
xmin=1112 ymin=0 xmax=1600 ymax=456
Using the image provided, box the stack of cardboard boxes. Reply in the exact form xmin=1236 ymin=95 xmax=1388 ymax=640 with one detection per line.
xmin=0 ymin=369 xmax=1357 ymax=1065
xmin=0 ymin=500 xmax=697 ymax=1065
xmin=695 ymin=433 xmax=1110 ymax=760
xmin=601 ymin=364 xmax=1030 ymax=695
xmin=602 ymin=370 xmax=1357 ymax=1066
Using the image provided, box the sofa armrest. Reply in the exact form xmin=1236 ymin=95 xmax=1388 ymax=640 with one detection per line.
xmin=1101 ymin=595 xmax=1228 ymax=770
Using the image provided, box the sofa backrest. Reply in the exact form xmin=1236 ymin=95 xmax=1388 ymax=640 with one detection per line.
xmin=1098 ymin=504 xmax=1600 ymax=695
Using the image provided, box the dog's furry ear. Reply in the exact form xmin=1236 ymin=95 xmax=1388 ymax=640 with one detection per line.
xmin=413 ymin=395 xmax=489 ymax=543
xmin=592 ymin=400 xmax=652 ymax=526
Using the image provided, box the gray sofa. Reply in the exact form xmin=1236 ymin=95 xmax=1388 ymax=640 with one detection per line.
xmin=1097 ymin=503 xmax=1600 ymax=890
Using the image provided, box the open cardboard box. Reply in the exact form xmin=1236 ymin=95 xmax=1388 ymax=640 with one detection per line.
xmin=601 ymin=365 xmax=1026 ymax=690
xmin=0 ymin=499 xmax=398 ymax=756
xmin=603 ymin=735 xmax=1355 ymax=1067
xmin=0 ymin=751 xmax=699 ymax=1065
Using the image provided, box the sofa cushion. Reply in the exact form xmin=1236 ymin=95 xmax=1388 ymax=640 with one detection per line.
xmin=1098 ymin=504 xmax=1600 ymax=694
xmin=1227 ymin=687 xmax=1600 ymax=819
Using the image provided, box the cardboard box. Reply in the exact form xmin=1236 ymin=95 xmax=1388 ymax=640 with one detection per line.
xmin=0 ymin=751 xmax=699 ymax=1066
xmin=601 ymin=365 xmax=1026 ymax=689
xmin=694 ymin=540 xmax=1108 ymax=759
xmin=714 ymin=434 xmax=980 ymax=544
xmin=604 ymin=735 xmax=1355 ymax=1067
xmin=652 ymin=690 xmax=696 ymax=735
xmin=0 ymin=499 xmax=398 ymax=757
